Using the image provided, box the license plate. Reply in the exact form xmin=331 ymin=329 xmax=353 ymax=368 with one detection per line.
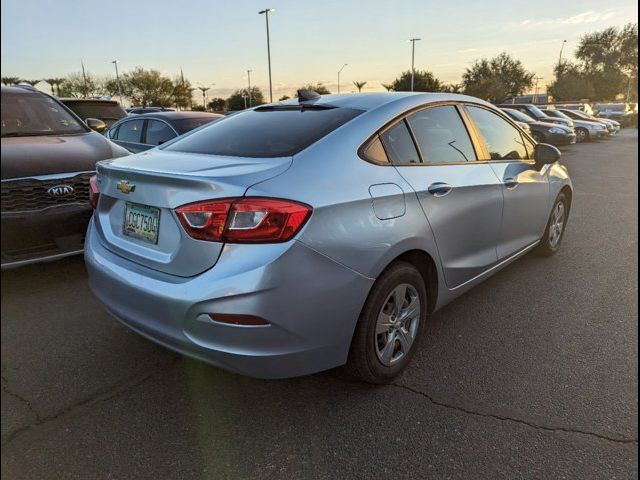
xmin=123 ymin=202 xmax=160 ymax=245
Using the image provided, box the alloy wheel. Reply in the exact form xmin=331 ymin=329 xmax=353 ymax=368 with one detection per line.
xmin=375 ymin=283 xmax=421 ymax=366
xmin=549 ymin=201 xmax=566 ymax=248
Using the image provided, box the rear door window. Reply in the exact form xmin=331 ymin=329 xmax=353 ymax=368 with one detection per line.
xmin=145 ymin=120 xmax=176 ymax=146
xmin=406 ymin=106 xmax=476 ymax=164
xmin=466 ymin=106 xmax=529 ymax=161
xmin=164 ymin=106 xmax=363 ymax=157
xmin=380 ymin=121 xmax=420 ymax=165
xmin=116 ymin=119 xmax=144 ymax=143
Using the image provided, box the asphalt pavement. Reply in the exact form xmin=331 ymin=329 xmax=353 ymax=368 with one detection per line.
xmin=2 ymin=130 xmax=638 ymax=480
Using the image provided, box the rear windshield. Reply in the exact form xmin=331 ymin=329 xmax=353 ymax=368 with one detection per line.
xmin=64 ymin=102 xmax=127 ymax=121
xmin=502 ymin=108 xmax=533 ymax=123
xmin=1 ymin=92 xmax=87 ymax=137
xmin=164 ymin=106 xmax=363 ymax=157
xmin=173 ymin=117 xmax=221 ymax=134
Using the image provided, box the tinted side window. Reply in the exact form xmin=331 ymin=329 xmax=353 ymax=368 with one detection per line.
xmin=406 ymin=106 xmax=476 ymax=163
xmin=380 ymin=121 xmax=420 ymax=165
xmin=146 ymin=120 xmax=176 ymax=146
xmin=361 ymin=135 xmax=389 ymax=164
xmin=466 ymin=106 xmax=528 ymax=161
xmin=116 ymin=119 xmax=144 ymax=143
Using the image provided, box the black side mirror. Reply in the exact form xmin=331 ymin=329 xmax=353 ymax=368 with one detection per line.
xmin=534 ymin=143 xmax=561 ymax=165
xmin=85 ymin=118 xmax=107 ymax=133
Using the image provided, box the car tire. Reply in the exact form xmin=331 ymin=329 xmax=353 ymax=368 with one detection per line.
xmin=576 ymin=127 xmax=589 ymax=143
xmin=534 ymin=193 xmax=569 ymax=257
xmin=345 ymin=261 xmax=427 ymax=384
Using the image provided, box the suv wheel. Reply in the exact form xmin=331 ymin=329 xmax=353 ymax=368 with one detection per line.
xmin=345 ymin=261 xmax=427 ymax=384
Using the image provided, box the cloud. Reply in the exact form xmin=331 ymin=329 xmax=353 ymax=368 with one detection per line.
xmin=517 ymin=9 xmax=617 ymax=28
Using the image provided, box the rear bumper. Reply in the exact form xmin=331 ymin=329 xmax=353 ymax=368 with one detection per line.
xmin=85 ymin=220 xmax=374 ymax=379
xmin=1 ymin=204 xmax=91 ymax=268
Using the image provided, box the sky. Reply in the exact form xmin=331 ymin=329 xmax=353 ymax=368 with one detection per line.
xmin=1 ymin=0 xmax=638 ymax=100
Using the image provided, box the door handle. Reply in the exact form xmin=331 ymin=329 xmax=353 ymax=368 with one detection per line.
xmin=427 ymin=182 xmax=453 ymax=197
xmin=504 ymin=177 xmax=519 ymax=189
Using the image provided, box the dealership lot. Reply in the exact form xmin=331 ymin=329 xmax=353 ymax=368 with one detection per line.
xmin=1 ymin=131 xmax=638 ymax=479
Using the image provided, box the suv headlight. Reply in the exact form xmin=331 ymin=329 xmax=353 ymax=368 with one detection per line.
xmin=548 ymin=127 xmax=565 ymax=134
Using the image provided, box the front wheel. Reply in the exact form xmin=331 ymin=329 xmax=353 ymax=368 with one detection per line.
xmin=575 ymin=127 xmax=589 ymax=143
xmin=345 ymin=261 xmax=427 ymax=384
xmin=535 ymin=193 xmax=569 ymax=256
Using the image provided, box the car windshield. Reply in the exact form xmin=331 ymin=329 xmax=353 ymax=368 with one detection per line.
xmin=164 ymin=106 xmax=363 ymax=157
xmin=597 ymin=104 xmax=625 ymax=112
xmin=527 ymin=105 xmax=548 ymax=118
xmin=502 ymin=108 xmax=533 ymax=123
xmin=1 ymin=91 xmax=87 ymax=137
xmin=64 ymin=102 xmax=126 ymax=121
xmin=544 ymin=110 xmax=571 ymax=120
xmin=173 ymin=117 xmax=221 ymax=134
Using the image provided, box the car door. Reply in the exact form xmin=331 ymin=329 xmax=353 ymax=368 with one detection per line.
xmin=464 ymin=105 xmax=550 ymax=259
xmin=145 ymin=119 xmax=178 ymax=149
xmin=110 ymin=118 xmax=146 ymax=153
xmin=382 ymin=104 xmax=503 ymax=288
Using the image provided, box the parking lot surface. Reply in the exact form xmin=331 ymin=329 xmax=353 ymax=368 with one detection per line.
xmin=2 ymin=131 xmax=638 ymax=479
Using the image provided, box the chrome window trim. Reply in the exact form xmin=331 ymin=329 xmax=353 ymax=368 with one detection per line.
xmin=1 ymin=170 xmax=96 ymax=183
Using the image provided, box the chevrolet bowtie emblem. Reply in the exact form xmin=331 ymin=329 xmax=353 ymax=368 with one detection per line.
xmin=116 ymin=180 xmax=136 ymax=194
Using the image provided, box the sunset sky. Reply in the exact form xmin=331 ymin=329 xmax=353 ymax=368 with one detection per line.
xmin=1 ymin=0 xmax=637 ymax=98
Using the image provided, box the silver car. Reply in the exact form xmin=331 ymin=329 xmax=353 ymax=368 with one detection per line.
xmin=85 ymin=92 xmax=572 ymax=383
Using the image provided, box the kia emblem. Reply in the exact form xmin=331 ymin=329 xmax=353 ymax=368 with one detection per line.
xmin=47 ymin=184 xmax=75 ymax=197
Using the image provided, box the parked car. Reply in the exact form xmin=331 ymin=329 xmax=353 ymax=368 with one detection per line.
xmin=541 ymin=109 xmax=608 ymax=142
xmin=552 ymin=103 xmax=595 ymax=116
xmin=61 ymin=98 xmax=127 ymax=129
xmin=594 ymin=103 xmax=636 ymax=126
xmin=105 ymin=111 xmax=224 ymax=153
xmin=501 ymin=108 xmax=577 ymax=146
xmin=558 ymin=108 xmax=621 ymax=135
xmin=495 ymin=103 xmax=574 ymax=129
xmin=1 ymin=85 xmax=128 ymax=268
xmin=85 ymin=92 xmax=572 ymax=383
xmin=126 ymin=107 xmax=175 ymax=115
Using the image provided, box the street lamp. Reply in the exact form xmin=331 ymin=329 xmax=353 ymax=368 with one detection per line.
xmin=558 ymin=40 xmax=567 ymax=66
xmin=533 ymin=76 xmax=543 ymax=104
xmin=247 ymin=70 xmax=253 ymax=107
xmin=337 ymin=64 xmax=348 ymax=94
xmin=258 ymin=8 xmax=275 ymax=102
xmin=197 ymin=85 xmax=211 ymax=108
xmin=111 ymin=60 xmax=123 ymax=106
xmin=408 ymin=38 xmax=421 ymax=92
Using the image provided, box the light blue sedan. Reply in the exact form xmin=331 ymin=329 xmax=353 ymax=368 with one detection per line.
xmin=85 ymin=91 xmax=572 ymax=383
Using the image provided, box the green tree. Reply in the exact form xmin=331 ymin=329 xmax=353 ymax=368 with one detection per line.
xmin=227 ymin=87 xmax=265 ymax=110
xmin=390 ymin=70 xmax=443 ymax=92
xmin=20 ymin=79 xmax=40 ymax=86
xmin=1 ymin=76 xmax=22 ymax=86
xmin=353 ymin=81 xmax=367 ymax=92
xmin=278 ymin=95 xmax=291 ymax=101
xmin=207 ymin=97 xmax=227 ymax=111
xmin=462 ymin=52 xmax=535 ymax=103
xmin=547 ymin=63 xmax=596 ymax=101
xmin=172 ymin=77 xmax=194 ymax=110
xmin=58 ymin=72 xmax=106 ymax=98
xmin=298 ymin=83 xmax=331 ymax=94
xmin=574 ymin=23 xmax=637 ymax=100
xmin=442 ymin=83 xmax=463 ymax=93
xmin=118 ymin=67 xmax=175 ymax=106
xmin=381 ymin=83 xmax=394 ymax=91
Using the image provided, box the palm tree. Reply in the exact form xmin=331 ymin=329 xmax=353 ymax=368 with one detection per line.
xmin=1 ymin=76 xmax=21 ymax=86
xmin=43 ymin=78 xmax=58 ymax=95
xmin=353 ymin=81 xmax=367 ymax=92
xmin=21 ymin=79 xmax=40 ymax=86
xmin=381 ymin=83 xmax=394 ymax=92
xmin=51 ymin=77 xmax=66 ymax=96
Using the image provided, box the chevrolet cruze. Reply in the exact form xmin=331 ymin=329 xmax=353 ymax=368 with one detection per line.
xmin=85 ymin=92 xmax=572 ymax=383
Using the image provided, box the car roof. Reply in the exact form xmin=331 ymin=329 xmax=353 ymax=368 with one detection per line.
xmin=127 ymin=111 xmax=224 ymax=121
xmin=276 ymin=92 xmax=495 ymax=112
xmin=1 ymin=85 xmax=44 ymax=95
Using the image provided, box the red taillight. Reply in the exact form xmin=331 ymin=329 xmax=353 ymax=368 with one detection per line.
xmin=89 ymin=175 xmax=100 ymax=209
xmin=175 ymin=197 xmax=312 ymax=243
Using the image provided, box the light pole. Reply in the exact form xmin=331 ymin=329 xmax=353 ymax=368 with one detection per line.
xmin=408 ymin=38 xmax=421 ymax=92
xmin=111 ymin=60 xmax=123 ymax=106
xmin=197 ymin=86 xmax=211 ymax=108
xmin=247 ymin=70 xmax=253 ymax=107
xmin=258 ymin=8 xmax=275 ymax=102
xmin=533 ymin=76 xmax=543 ymax=104
xmin=558 ymin=40 xmax=567 ymax=66
xmin=337 ymin=64 xmax=348 ymax=94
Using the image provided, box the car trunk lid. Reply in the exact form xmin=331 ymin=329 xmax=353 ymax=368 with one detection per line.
xmin=94 ymin=149 xmax=292 ymax=277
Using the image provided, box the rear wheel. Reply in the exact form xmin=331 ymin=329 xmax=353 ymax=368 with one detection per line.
xmin=535 ymin=193 xmax=569 ymax=256
xmin=345 ymin=261 xmax=427 ymax=384
xmin=576 ymin=127 xmax=589 ymax=143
